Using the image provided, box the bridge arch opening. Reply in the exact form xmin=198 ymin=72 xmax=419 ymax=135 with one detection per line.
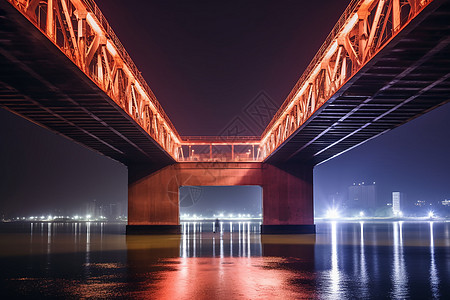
xmin=179 ymin=186 xmax=262 ymax=224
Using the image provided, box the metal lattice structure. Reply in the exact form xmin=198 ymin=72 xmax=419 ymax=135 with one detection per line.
xmin=259 ymin=0 xmax=434 ymax=160
xmin=8 ymin=0 xmax=182 ymax=159
xmin=3 ymin=0 xmax=445 ymax=165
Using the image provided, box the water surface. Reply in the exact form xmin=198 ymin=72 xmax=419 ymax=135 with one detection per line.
xmin=0 ymin=221 xmax=449 ymax=299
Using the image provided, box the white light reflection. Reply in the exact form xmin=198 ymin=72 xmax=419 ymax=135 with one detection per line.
xmin=242 ymin=222 xmax=247 ymax=257
xmin=179 ymin=221 xmax=262 ymax=258
xmin=445 ymin=225 xmax=449 ymax=248
xmin=193 ymin=222 xmax=197 ymax=258
xmin=247 ymin=222 xmax=251 ymax=257
xmin=238 ymin=222 xmax=242 ymax=257
xmin=30 ymin=222 xmax=33 ymax=245
xmin=391 ymin=221 xmax=408 ymax=298
xmin=84 ymin=222 xmax=91 ymax=272
xmin=359 ymin=222 xmax=368 ymax=298
xmin=182 ymin=222 xmax=187 ymax=258
xmin=212 ymin=233 xmax=216 ymax=257
xmin=220 ymin=228 xmax=224 ymax=258
xmin=47 ymin=222 xmax=52 ymax=255
xmin=230 ymin=222 xmax=233 ymax=257
xmin=327 ymin=221 xmax=344 ymax=299
xmin=429 ymin=222 xmax=439 ymax=299
xmin=187 ymin=222 xmax=190 ymax=256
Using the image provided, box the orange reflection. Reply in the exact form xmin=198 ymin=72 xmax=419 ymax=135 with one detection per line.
xmin=137 ymin=257 xmax=313 ymax=299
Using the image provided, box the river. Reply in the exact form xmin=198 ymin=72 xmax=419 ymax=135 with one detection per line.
xmin=0 ymin=221 xmax=449 ymax=299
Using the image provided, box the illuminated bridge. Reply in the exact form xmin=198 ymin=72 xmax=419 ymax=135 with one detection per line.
xmin=1 ymin=0 xmax=449 ymax=233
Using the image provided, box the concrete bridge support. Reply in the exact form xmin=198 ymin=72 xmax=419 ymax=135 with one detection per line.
xmin=127 ymin=162 xmax=315 ymax=234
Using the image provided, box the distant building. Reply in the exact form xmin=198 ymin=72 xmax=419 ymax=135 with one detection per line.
xmin=415 ymin=200 xmax=426 ymax=207
xmin=392 ymin=192 xmax=403 ymax=215
xmin=86 ymin=199 xmax=99 ymax=218
xmin=328 ymin=192 xmax=343 ymax=208
xmin=346 ymin=182 xmax=377 ymax=211
xmin=100 ymin=203 xmax=125 ymax=220
xmin=441 ymin=199 xmax=450 ymax=206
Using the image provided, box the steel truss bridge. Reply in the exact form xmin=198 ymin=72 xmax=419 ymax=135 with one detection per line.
xmin=1 ymin=0 xmax=450 ymax=167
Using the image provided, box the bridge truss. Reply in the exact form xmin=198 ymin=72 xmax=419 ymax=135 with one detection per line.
xmin=260 ymin=0 xmax=436 ymax=160
xmin=8 ymin=0 xmax=182 ymax=159
xmin=4 ymin=0 xmax=445 ymax=165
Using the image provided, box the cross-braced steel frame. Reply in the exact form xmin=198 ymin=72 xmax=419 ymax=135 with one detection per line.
xmin=5 ymin=0 xmax=440 ymax=164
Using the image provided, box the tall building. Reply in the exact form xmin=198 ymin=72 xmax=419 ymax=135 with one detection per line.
xmin=86 ymin=199 xmax=99 ymax=218
xmin=346 ymin=182 xmax=377 ymax=212
xmin=100 ymin=203 xmax=125 ymax=220
xmin=392 ymin=192 xmax=403 ymax=215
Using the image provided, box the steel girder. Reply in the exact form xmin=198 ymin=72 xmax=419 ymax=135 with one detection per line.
xmin=7 ymin=0 xmax=183 ymax=159
xmin=259 ymin=0 xmax=435 ymax=161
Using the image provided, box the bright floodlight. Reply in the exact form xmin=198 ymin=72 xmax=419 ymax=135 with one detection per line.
xmin=326 ymin=208 xmax=339 ymax=219
xmin=359 ymin=211 xmax=365 ymax=217
xmin=428 ymin=211 xmax=434 ymax=218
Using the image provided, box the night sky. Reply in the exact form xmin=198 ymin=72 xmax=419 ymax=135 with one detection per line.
xmin=1 ymin=0 xmax=449 ymax=216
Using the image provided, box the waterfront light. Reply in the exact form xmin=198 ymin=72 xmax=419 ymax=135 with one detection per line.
xmin=326 ymin=208 xmax=340 ymax=219
xmin=428 ymin=211 xmax=434 ymax=218
xmin=359 ymin=211 xmax=365 ymax=217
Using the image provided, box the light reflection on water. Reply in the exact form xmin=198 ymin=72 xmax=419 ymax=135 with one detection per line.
xmin=430 ymin=222 xmax=439 ymax=299
xmin=391 ymin=221 xmax=407 ymax=298
xmin=359 ymin=221 xmax=368 ymax=299
xmin=0 ymin=221 xmax=449 ymax=299
xmin=180 ymin=221 xmax=262 ymax=258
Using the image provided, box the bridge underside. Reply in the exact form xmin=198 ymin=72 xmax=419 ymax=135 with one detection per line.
xmin=0 ymin=2 xmax=174 ymax=175
xmin=267 ymin=0 xmax=450 ymax=165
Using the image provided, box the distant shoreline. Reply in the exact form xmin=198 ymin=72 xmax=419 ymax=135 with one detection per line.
xmin=2 ymin=217 xmax=449 ymax=224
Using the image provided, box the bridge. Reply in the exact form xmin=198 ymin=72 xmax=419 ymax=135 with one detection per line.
xmin=1 ymin=0 xmax=449 ymax=233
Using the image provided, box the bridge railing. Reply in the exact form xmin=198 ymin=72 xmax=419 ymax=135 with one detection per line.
xmin=179 ymin=136 xmax=261 ymax=162
xmin=8 ymin=0 xmax=182 ymax=159
xmin=259 ymin=0 xmax=434 ymax=160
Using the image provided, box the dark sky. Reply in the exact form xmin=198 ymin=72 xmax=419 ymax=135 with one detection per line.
xmin=1 ymin=0 xmax=449 ymax=216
